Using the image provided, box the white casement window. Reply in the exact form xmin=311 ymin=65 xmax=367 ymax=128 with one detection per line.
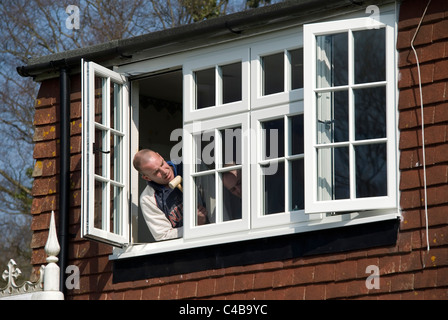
xmin=81 ymin=60 xmax=130 ymax=247
xmin=183 ymin=46 xmax=250 ymax=122
xmin=303 ymin=14 xmax=398 ymax=214
xmin=183 ymin=114 xmax=250 ymax=239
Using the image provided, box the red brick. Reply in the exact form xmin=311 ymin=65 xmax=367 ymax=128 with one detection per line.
xmin=33 ymin=140 xmax=59 ymax=159
xmin=293 ymin=266 xmax=314 ymax=285
xmin=434 ymin=59 xmax=448 ymax=81
xmin=34 ymin=105 xmax=58 ymax=126
xmin=123 ymin=289 xmax=142 ymax=300
xmin=141 ymin=286 xmax=160 ymax=300
xmin=433 ymin=19 xmax=448 ymax=41
xmin=314 ymin=264 xmax=335 ymax=283
xmin=159 ymin=283 xmax=179 ymax=300
xmin=379 ymin=255 xmax=401 ymax=275
xmin=177 ymin=281 xmax=197 ymax=299
xmin=414 ymin=269 xmax=438 ymax=289
xmin=272 ymin=268 xmax=294 ymax=288
xmin=390 ymin=273 xmax=414 ymax=292
xmin=196 ymin=277 xmax=215 ymax=297
xmin=234 ymin=273 xmax=253 ymax=292
xmin=283 ymin=285 xmax=305 ymax=300
xmin=436 ymin=267 xmax=448 ymax=286
xmin=304 ymin=284 xmax=325 ymax=300
xmin=334 ymin=260 xmax=357 ymax=281
xmin=253 ymin=272 xmax=273 ymax=290
xmin=326 ymin=281 xmax=348 ymax=299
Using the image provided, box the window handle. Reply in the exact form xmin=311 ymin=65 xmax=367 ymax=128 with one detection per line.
xmin=93 ymin=146 xmax=110 ymax=154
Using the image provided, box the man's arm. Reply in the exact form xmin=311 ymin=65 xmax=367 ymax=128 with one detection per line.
xmin=140 ymin=187 xmax=183 ymax=241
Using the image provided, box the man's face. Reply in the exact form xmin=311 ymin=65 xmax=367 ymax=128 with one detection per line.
xmin=140 ymin=153 xmax=174 ymax=185
xmin=222 ymin=170 xmax=242 ymax=198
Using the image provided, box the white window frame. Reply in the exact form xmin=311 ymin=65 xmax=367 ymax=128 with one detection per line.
xmin=183 ymin=113 xmax=251 ymax=239
xmin=251 ymin=102 xmax=322 ymax=229
xmin=81 ymin=60 xmax=130 ymax=247
xmin=303 ymin=14 xmax=398 ymax=214
xmin=183 ymin=46 xmax=250 ymax=123
xmin=250 ymin=32 xmax=303 ymax=110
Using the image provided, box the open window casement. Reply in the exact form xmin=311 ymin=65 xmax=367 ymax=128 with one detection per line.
xmin=303 ymin=14 xmax=398 ymax=215
xmin=81 ymin=60 xmax=130 ymax=247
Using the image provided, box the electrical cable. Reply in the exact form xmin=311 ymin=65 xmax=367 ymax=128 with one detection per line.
xmin=410 ymin=0 xmax=432 ymax=258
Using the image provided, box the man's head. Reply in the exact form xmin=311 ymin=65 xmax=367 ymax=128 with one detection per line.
xmin=133 ymin=149 xmax=174 ymax=185
xmin=222 ymin=169 xmax=242 ymax=198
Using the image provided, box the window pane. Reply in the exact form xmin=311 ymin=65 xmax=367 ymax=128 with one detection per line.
xmin=290 ymin=114 xmax=304 ymax=155
xmin=354 ymin=86 xmax=386 ymax=140
xmin=290 ymin=48 xmax=303 ymax=90
xmin=221 ymin=63 xmax=242 ymax=104
xmin=317 ymin=90 xmax=348 ymax=144
xmin=262 ymin=118 xmax=284 ymax=159
xmin=356 ymin=143 xmax=387 ymax=198
xmin=316 ymin=33 xmax=348 ymax=88
xmin=111 ymin=82 xmax=122 ymax=131
xmin=94 ymin=128 xmax=104 ymax=176
xmin=221 ymin=169 xmax=242 ymax=221
xmin=94 ymin=180 xmax=104 ymax=229
xmin=111 ymin=134 xmax=122 ymax=182
xmin=111 ymin=185 xmax=122 ymax=234
xmin=262 ymin=53 xmax=284 ymax=95
xmin=290 ymin=159 xmax=304 ymax=211
xmin=94 ymin=76 xmax=104 ymax=124
xmin=221 ymin=127 xmax=242 ymax=166
xmin=194 ymin=131 xmax=215 ymax=171
xmin=354 ymin=28 xmax=386 ymax=84
xmin=317 ymin=147 xmax=349 ymax=200
xmin=195 ymin=174 xmax=216 ymax=225
xmin=196 ymin=68 xmax=215 ymax=109
xmin=263 ymin=161 xmax=285 ymax=215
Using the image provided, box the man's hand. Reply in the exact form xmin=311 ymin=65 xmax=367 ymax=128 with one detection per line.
xmin=197 ymin=205 xmax=208 ymax=225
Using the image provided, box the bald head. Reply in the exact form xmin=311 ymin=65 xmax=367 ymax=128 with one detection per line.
xmin=133 ymin=149 xmax=174 ymax=185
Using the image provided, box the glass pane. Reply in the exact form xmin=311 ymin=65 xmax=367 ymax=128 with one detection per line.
xmin=221 ymin=62 xmax=242 ymax=104
xmin=354 ymin=28 xmax=386 ymax=84
xmin=290 ymin=159 xmax=304 ymax=211
xmin=221 ymin=169 xmax=242 ymax=221
xmin=94 ymin=76 xmax=105 ymax=124
xmin=356 ymin=143 xmax=387 ymax=198
xmin=262 ymin=118 xmax=284 ymax=160
xmin=290 ymin=48 xmax=303 ymax=90
xmin=111 ymin=134 xmax=122 ymax=182
xmin=317 ymin=147 xmax=349 ymax=200
xmin=94 ymin=128 xmax=104 ymax=176
xmin=195 ymin=174 xmax=216 ymax=225
xmin=110 ymin=185 xmax=122 ymax=234
xmin=111 ymin=82 xmax=122 ymax=131
xmin=317 ymin=90 xmax=348 ymax=144
xmin=262 ymin=53 xmax=284 ymax=95
xmin=196 ymin=68 xmax=215 ymax=109
xmin=221 ymin=127 xmax=242 ymax=166
xmin=194 ymin=131 xmax=215 ymax=171
xmin=316 ymin=33 xmax=348 ymax=88
xmin=263 ymin=161 xmax=285 ymax=215
xmin=354 ymin=86 xmax=386 ymax=140
xmin=94 ymin=180 xmax=104 ymax=229
xmin=290 ymin=114 xmax=304 ymax=155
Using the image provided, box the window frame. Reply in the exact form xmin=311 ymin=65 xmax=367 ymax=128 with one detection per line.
xmin=81 ymin=60 xmax=130 ymax=247
xmin=78 ymin=5 xmax=400 ymax=259
xmin=303 ymin=14 xmax=398 ymax=214
xmin=183 ymin=46 xmax=250 ymax=123
xmin=183 ymin=113 xmax=251 ymax=239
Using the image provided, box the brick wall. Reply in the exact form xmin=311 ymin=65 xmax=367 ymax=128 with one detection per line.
xmin=29 ymin=0 xmax=448 ymax=300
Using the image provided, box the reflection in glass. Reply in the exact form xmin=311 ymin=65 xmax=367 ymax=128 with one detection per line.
xmin=354 ymin=86 xmax=386 ymax=140
xmin=221 ymin=127 xmax=242 ymax=166
xmin=221 ymin=169 xmax=242 ymax=221
xmin=290 ymin=48 xmax=303 ymax=90
xmin=317 ymin=90 xmax=348 ymax=144
xmin=94 ymin=129 xmax=104 ymax=176
xmin=221 ymin=63 xmax=242 ymax=104
xmin=262 ymin=118 xmax=284 ymax=160
xmin=317 ymin=147 xmax=349 ymax=201
xmin=262 ymin=53 xmax=284 ymax=95
xmin=356 ymin=143 xmax=387 ymax=198
xmin=110 ymin=185 xmax=122 ymax=234
xmin=194 ymin=131 xmax=215 ymax=172
xmin=94 ymin=76 xmax=104 ymax=124
xmin=354 ymin=28 xmax=386 ymax=84
xmin=263 ymin=162 xmax=285 ymax=215
xmin=290 ymin=159 xmax=304 ymax=211
xmin=196 ymin=68 xmax=215 ymax=109
xmin=195 ymin=174 xmax=216 ymax=225
xmin=316 ymin=32 xmax=348 ymax=88
xmin=290 ymin=115 xmax=304 ymax=155
xmin=94 ymin=180 xmax=104 ymax=229
xmin=111 ymin=82 xmax=122 ymax=131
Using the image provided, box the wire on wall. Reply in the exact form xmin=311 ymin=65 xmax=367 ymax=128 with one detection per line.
xmin=410 ymin=0 xmax=432 ymax=259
